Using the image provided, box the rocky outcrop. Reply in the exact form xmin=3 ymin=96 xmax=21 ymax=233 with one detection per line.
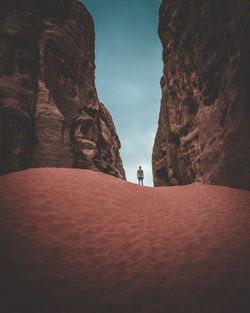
xmin=153 ymin=0 xmax=250 ymax=189
xmin=0 ymin=0 xmax=125 ymax=179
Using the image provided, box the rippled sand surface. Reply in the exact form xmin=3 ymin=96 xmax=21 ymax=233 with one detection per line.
xmin=0 ymin=168 xmax=250 ymax=313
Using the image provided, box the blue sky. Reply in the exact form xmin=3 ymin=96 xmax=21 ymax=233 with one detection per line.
xmin=80 ymin=0 xmax=162 ymax=186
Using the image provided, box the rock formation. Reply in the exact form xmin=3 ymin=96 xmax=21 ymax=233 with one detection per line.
xmin=0 ymin=0 xmax=125 ymax=179
xmin=153 ymin=0 xmax=250 ymax=189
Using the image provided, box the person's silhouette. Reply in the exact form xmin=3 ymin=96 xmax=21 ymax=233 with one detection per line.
xmin=137 ymin=166 xmax=144 ymax=186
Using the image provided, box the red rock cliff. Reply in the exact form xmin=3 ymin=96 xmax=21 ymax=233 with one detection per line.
xmin=0 ymin=0 xmax=125 ymax=179
xmin=153 ymin=0 xmax=250 ymax=189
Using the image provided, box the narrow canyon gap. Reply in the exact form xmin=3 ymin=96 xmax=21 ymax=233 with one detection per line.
xmin=82 ymin=0 xmax=163 ymax=186
xmin=0 ymin=1 xmax=250 ymax=313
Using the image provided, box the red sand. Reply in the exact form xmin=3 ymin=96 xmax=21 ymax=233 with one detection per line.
xmin=0 ymin=168 xmax=250 ymax=313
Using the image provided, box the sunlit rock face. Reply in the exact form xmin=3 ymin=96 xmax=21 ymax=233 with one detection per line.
xmin=0 ymin=0 xmax=125 ymax=179
xmin=153 ymin=0 xmax=250 ymax=189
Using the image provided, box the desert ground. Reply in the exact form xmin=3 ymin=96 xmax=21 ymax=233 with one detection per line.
xmin=0 ymin=168 xmax=249 ymax=313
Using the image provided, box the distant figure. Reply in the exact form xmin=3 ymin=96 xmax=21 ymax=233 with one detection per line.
xmin=137 ymin=166 xmax=144 ymax=186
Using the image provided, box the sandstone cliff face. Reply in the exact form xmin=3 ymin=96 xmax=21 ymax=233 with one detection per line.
xmin=153 ymin=0 xmax=250 ymax=189
xmin=0 ymin=0 xmax=125 ymax=179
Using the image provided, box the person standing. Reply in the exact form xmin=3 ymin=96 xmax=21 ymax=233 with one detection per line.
xmin=137 ymin=166 xmax=144 ymax=186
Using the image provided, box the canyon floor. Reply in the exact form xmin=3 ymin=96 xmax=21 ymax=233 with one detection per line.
xmin=0 ymin=168 xmax=250 ymax=313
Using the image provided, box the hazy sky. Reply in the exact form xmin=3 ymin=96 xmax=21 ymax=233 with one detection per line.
xmin=81 ymin=0 xmax=162 ymax=186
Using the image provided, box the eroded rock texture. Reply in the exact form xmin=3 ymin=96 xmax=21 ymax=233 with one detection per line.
xmin=0 ymin=0 xmax=125 ymax=179
xmin=153 ymin=0 xmax=250 ymax=189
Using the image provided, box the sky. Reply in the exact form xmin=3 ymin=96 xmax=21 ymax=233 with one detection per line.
xmin=80 ymin=0 xmax=163 ymax=186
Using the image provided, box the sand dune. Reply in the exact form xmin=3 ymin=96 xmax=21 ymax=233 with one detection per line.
xmin=0 ymin=168 xmax=250 ymax=313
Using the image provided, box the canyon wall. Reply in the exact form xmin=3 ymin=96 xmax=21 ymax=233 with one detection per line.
xmin=153 ymin=0 xmax=250 ymax=189
xmin=0 ymin=0 xmax=125 ymax=179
